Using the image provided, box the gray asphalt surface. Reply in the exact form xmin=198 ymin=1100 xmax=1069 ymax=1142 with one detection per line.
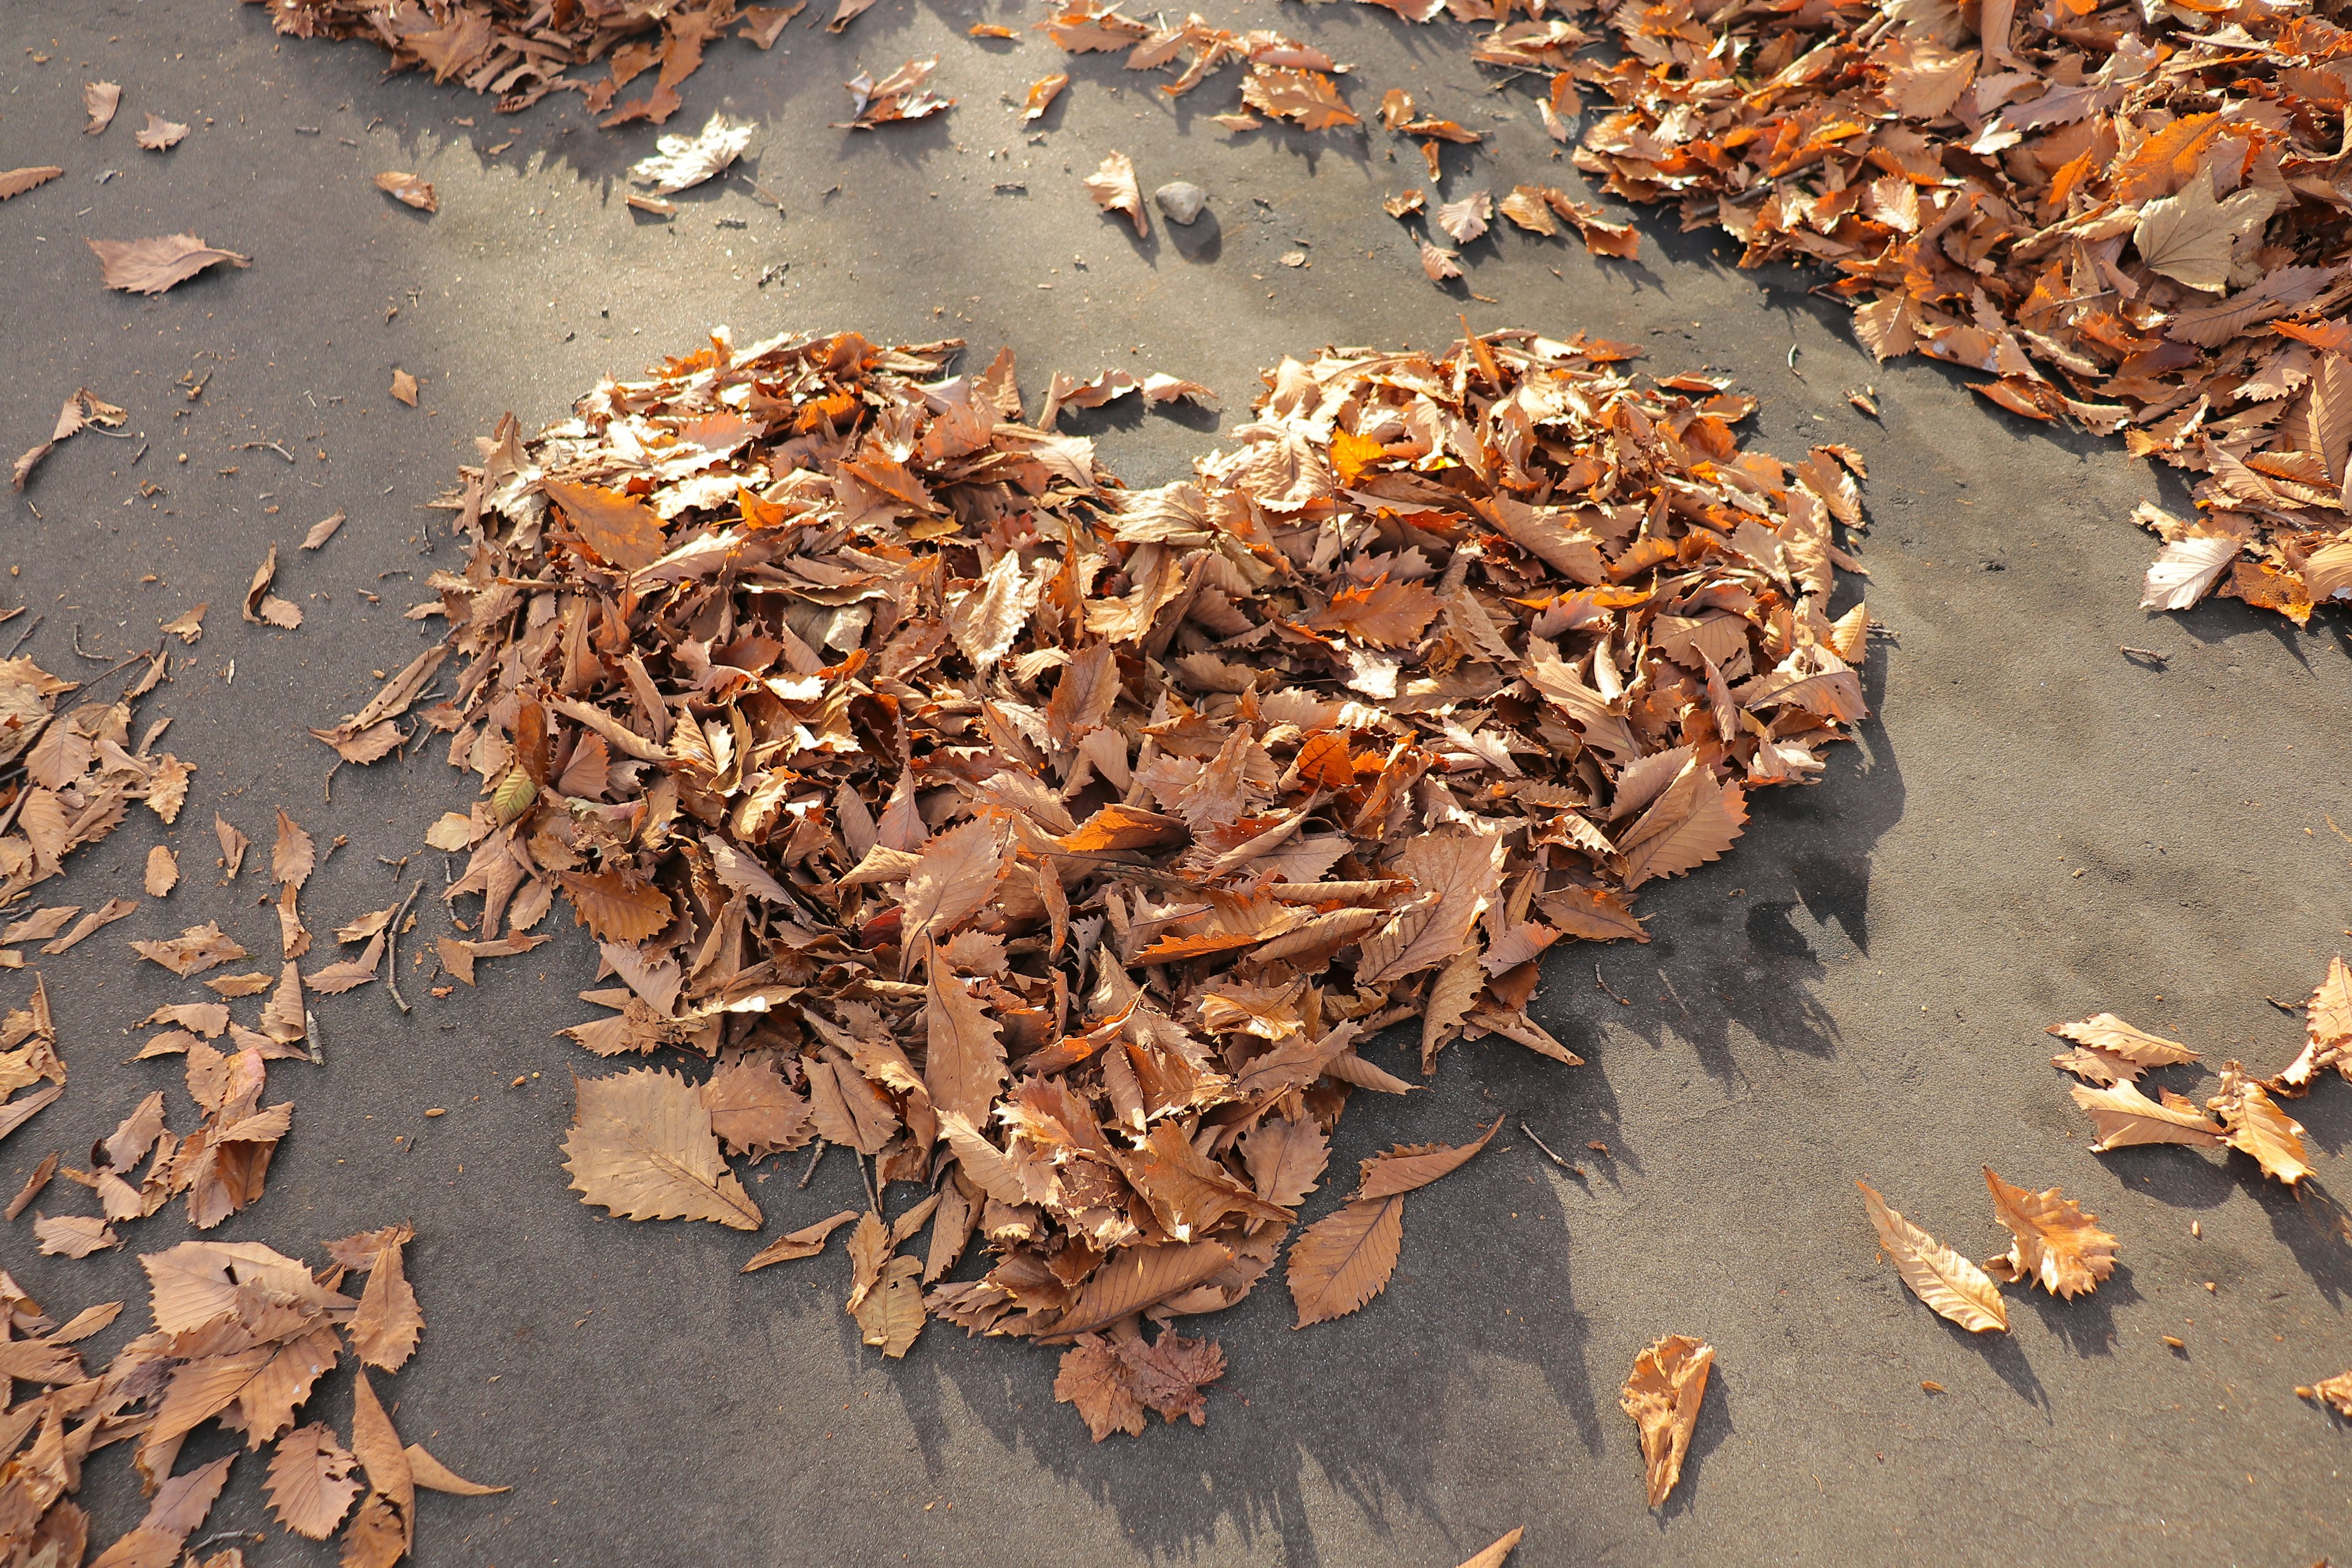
xmin=4 ymin=2 xmax=2351 ymax=1564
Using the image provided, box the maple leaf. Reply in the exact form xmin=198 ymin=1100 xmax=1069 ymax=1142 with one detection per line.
xmin=1856 ymin=1180 xmax=2007 ymax=1333
xmin=1083 ymin=151 xmax=1149 ymax=238
xmin=1241 ymin=65 xmax=1357 ymax=130
xmin=1621 ymin=1335 xmax=1713 ymax=1507
xmin=86 ymin=234 xmax=249 ymax=295
xmin=2131 ymin=169 xmax=2278 ymax=293
xmin=563 ymin=1068 xmax=763 ymax=1229
xmin=1981 ymin=1168 xmax=2116 ymax=1298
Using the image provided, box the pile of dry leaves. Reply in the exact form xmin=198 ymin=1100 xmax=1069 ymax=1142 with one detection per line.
xmin=1570 ymin=0 xmax=2352 ymax=625
xmin=0 ymin=1231 xmax=501 ymax=1567
xmin=320 ymin=322 xmax=1868 ymax=1445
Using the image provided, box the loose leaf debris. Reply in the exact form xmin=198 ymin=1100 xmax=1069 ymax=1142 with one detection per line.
xmin=1083 ymin=151 xmax=1150 ymax=239
xmin=0 ymin=167 xmax=65 ymax=202
xmin=1620 ymin=1333 xmax=1712 ymax=1508
xmin=86 ymin=234 xmax=250 ymax=296
xmin=0 ymin=976 xmax=65 ymax=1146
xmin=84 ymin=81 xmax=123 ymax=135
xmin=1567 ymin=0 xmax=2352 ymax=625
xmin=839 ymin=58 xmax=954 ymax=128
xmin=374 ymin=172 xmax=438 ymax=212
xmin=630 ymin=115 xmax=753 ymax=195
xmin=0 ymin=1232 xmax=499 ymax=1566
xmin=320 ymin=320 xmax=1869 ymax=1439
xmin=0 ymin=658 xmax=192 ymax=894
xmin=13 ymin=388 xmax=127 ymax=491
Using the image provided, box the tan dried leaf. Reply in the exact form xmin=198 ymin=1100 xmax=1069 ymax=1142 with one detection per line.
xmin=1621 ymin=1335 xmax=1714 ymax=1507
xmin=1082 ymin=151 xmax=1149 ymax=238
xmin=1855 ymin=1180 xmax=2007 ymax=1333
xmin=374 ymin=172 xmax=438 ymax=211
xmin=563 ymin=1067 xmax=763 ymax=1229
xmin=145 ymin=844 xmax=179 ymax=896
xmin=1286 ymin=1194 xmax=1404 ymax=1327
xmin=88 ymin=233 xmax=249 ymax=295
xmin=2069 ymin=1079 xmax=2224 ymax=1151
xmin=1981 ymin=1167 xmax=2117 ymax=1299
xmin=137 ymin=113 xmax=191 ymax=151
xmin=1354 ymin=1115 xmax=1504 ymax=1199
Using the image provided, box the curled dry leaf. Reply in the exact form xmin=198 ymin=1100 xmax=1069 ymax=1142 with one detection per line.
xmin=1981 ymin=1168 xmax=2117 ymax=1300
xmin=630 ymin=115 xmax=753 ymax=194
xmin=2298 ymin=1372 xmax=2352 ymax=1419
xmin=1855 ymin=1180 xmax=2006 ymax=1333
xmin=839 ymin=58 xmax=953 ymax=129
xmin=160 ymin=602 xmax=206 ymax=643
xmin=1621 ymin=1334 xmax=1713 ymax=1508
xmin=2272 ymin=954 xmax=2352 ymax=1096
xmin=85 ymin=81 xmax=123 ymax=135
xmin=1419 ymin=237 xmax=1461 ymax=282
xmin=374 ymin=172 xmax=437 ymax=212
xmin=242 ymin=544 xmax=301 ymax=629
xmin=2069 ymin=1079 xmax=2223 ymax=1152
xmin=1082 ymin=151 xmax=1149 ymax=238
xmin=1434 ymin=190 xmax=1492 ymax=245
xmin=743 ymin=1208 xmax=860 ymax=1271
xmin=1023 ymin=72 xmax=1069 ymax=124
xmin=1052 ymin=1325 xmax=1226 ymax=1440
xmin=87 ymin=234 xmax=249 ymax=295
xmin=15 ymin=387 xmax=127 ymax=491
xmin=2206 ymin=1062 xmax=2313 ymax=1186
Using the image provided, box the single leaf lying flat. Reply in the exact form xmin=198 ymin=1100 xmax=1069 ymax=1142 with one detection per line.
xmin=1286 ymin=1194 xmax=1403 ymax=1327
xmin=87 ymin=234 xmax=251 ymax=295
xmin=1855 ymin=1180 xmax=2007 ymax=1333
xmin=374 ymin=171 xmax=437 ymax=211
xmin=1981 ymin=1167 xmax=2116 ymax=1299
xmin=563 ymin=1067 xmax=762 ymax=1229
xmin=2070 ymin=1079 xmax=2223 ymax=1151
xmin=1354 ymin=1114 xmax=1504 ymax=1199
xmin=2045 ymin=1013 xmax=2197 ymax=1066
xmin=0 ymin=167 xmax=64 ymax=202
xmin=403 ymin=1442 xmax=508 ymax=1496
xmin=136 ymin=113 xmax=190 ymax=151
xmin=1621 ymin=1334 xmax=1713 ymax=1507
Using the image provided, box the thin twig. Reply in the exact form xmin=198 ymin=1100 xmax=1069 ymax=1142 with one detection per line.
xmin=1520 ymin=1120 xmax=1584 ymax=1176
xmin=2119 ymin=644 xmax=2170 ymax=665
xmin=2 ymin=615 xmax=37 ymax=658
xmin=797 ymin=1139 xmax=827 ymax=1189
xmin=69 ymin=624 xmax=110 ymax=662
xmin=1594 ymin=962 xmax=1633 ymax=1006
xmin=1787 ymin=344 xmax=1803 ymax=377
xmin=383 ymin=880 xmax=424 ymax=1014
xmin=236 ymin=440 xmax=296 ymax=462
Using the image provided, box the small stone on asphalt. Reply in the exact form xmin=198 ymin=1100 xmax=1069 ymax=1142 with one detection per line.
xmin=1154 ymin=181 xmax=1206 ymax=224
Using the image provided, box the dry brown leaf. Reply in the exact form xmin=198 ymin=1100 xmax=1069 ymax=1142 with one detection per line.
xmin=2045 ymin=1014 xmax=2197 ymax=1068
xmin=0 ymin=167 xmax=64 ymax=202
xmin=1981 ymin=1168 xmax=2117 ymax=1299
xmin=1621 ymin=1334 xmax=1713 ymax=1507
xmin=1082 ymin=151 xmax=1149 ymax=239
xmin=130 ymin=921 xmax=249 ymax=977
xmin=2297 ymin=1372 xmax=2352 ymax=1417
xmin=267 ymin=1422 xmax=362 ymax=1540
xmin=403 ymin=1442 xmax=507 ymax=1496
xmin=374 ymin=172 xmax=437 ymax=212
xmin=347 ymin=1238 xmax=424 ymax=1372
xmin=545 ymin=478 xmax=666 ymax=571
xmin=1354 ymin=1115 xmax=1504 ymax=1200
xmin=136 ymin=113 xmax=190 ymax=151
xmin=273 ymin=808 xmax=316 ymax=888
xmin=145 ymin=845 xmax=179 ymax=897
xmin=1855 ymin=1180 xmax=2007 ymax=1333
xmin=1419 ymin=236 xmax=1461 ymax=282
xmin=2206 ymin=1062 xmax=2313 ymax=1185
xmin=1023 ymin=72 xmax=1069 ymax=123
xmin=390 ymin=369 xmax=420 ymax=407
xmin=85 ymin=81 xmax=123 ymax=134
xmin=1286 ymin=1195 xmax=1403 ymax=1327
xmin=1434 ymin=190 xmax=1492 ymax=244
xmin=241 ymin=543 xmax=301 ymax=628
xmin=1457 ymin=1528 xmax=1525 ymax=1568
xmin=87 ymin=234 xmax=249 ymax=295
xmin=2070 ymin=1079 xmax=2224 ymax=1152
xmin=744 ymin=1208 xmax=860 ymax=1271
xmin=36 ymin=1212 xmax=121 ymax=1257
xmin=564 ymin=1067 xmax=762 ymax=1229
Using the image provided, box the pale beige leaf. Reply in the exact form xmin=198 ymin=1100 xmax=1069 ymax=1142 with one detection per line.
xmin=563 ymin=1067 xmax=763 ymax=1228
xmin=88 ymin=233 xmax=249 ymax=295
xmin=146 ymin=844 xmax=179 ymax=896
xmin=402 ymin=1442 xmax=507 ymax=1496
xmin=1855 ymin=1180 xmax=2006 ymax=1333
xmin=1082 ymin=151 xmax=1149 ymax=238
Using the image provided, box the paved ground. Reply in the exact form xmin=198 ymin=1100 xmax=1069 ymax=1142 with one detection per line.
xmin=5 ymin=2 xmax=2351 ymax=1564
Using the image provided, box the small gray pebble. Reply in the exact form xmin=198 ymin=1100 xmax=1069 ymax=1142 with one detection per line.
xmin=1154 ymin=181 xmax=1207 ymax=225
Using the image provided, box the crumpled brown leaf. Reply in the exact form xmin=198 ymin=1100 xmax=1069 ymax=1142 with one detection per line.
xmin=1621 ymin=1334 xmax=1713 ymax=1507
